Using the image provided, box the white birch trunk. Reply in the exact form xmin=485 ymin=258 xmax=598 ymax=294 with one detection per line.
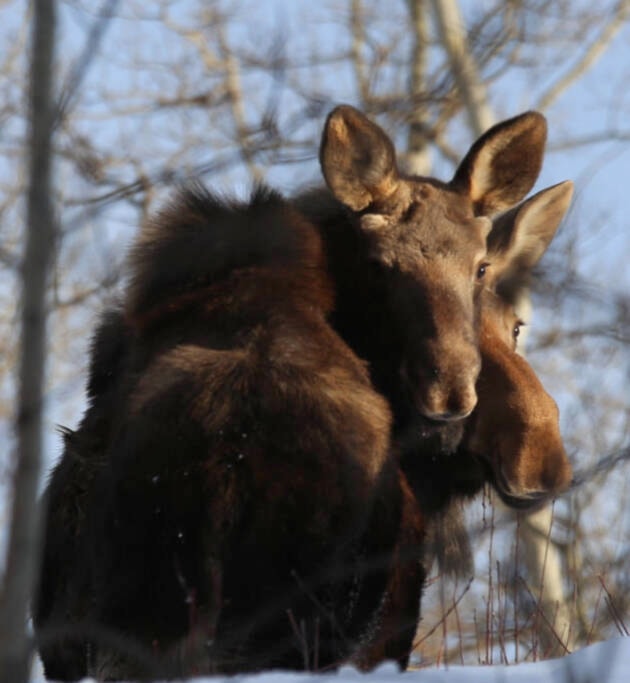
xmin=520 ymin=506 xmax=576 ymax=655
xmin=429 ymin=0 xmax=493 ymax=137
xmin=405 ymin=0 xmax=432 ymax=176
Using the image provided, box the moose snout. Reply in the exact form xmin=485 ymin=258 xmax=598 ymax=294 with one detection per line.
xmin=414 ymin=343 xmax=481 ymax=421
xmin=421 ymin=381 xmax=478 ymax=421
xmin=496 ymin=428 xmax=573 ymax=501
xmin=539 ymin=444 xmax=573 ymax=494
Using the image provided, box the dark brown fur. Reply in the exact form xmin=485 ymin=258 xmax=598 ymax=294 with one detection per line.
xmin=44 ymin=187 xmax=404 ymax=679
xmin=34 ymin=108 xmax=551 ymax=679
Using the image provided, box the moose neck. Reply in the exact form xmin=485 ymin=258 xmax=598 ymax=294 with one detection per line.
xmin=295 ymin=188 xmax=396 ymax=366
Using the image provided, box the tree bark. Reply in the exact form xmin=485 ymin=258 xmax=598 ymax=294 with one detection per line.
xmin=0 ymin=1 xmax=57 ymax=681
xmin=429 ymin=0 xmax=494 ymax=137
xmin=520 ymin=506 xmax=576 ymax=656
xmin=405 ymin=0 xmax=432 ymax=176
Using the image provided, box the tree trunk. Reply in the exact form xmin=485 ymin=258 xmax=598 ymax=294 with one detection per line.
xmin=520 ymin=506 xmax=575 ymax=656
xmin=405 ymin=0 xmax=432 ymax=176
xmin=429 ymin=0 xmax=494 ymax=137
xmin=0 ymin=1 xmax=57 ymax=681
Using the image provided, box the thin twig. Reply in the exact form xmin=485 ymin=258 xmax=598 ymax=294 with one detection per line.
xmin=536 ymin=0 xmax=630 ymax=110
xmin=598 ymin=575 xmax=630 ymax=637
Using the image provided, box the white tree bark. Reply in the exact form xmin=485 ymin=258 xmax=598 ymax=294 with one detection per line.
xmin=405 ymin=0 xmax=432 ymax=176
xmin=0 ymin=1 xmax=57 ymax=681
xmin=520 ymin=506 xmax=576 ymax=655
xmin=429 ymin=0 xmax=493 ymax=137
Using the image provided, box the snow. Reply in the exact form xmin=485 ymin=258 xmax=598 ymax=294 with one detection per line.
xmin=32 ymin=637 xmax=630 ymax=682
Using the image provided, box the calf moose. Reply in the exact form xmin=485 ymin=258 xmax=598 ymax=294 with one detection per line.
xmin=34 ymin=106 xmax=549 ymax=679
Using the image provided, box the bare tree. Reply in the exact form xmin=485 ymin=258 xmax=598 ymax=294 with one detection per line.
xmin=0 ymin=1 xmax=57 ymax=681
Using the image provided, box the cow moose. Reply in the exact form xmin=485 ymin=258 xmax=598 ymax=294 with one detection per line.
xmin=355 ymin=181 xmax=575 ymax=670
xmin=34 ymin=106 xmax=550 ymax=679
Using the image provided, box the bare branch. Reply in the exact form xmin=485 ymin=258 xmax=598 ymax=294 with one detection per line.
xmin=217 ymin=26 xmax=264 ymax=183
xmin=536 ymin=0 xmax=630 ymax=111
xmin=350 ymin=0 xmax=371 ymax=107
xmin=55 ymin=0 xmax=120 ymax=125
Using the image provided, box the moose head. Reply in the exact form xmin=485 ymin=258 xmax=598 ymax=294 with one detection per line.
xmin=316 ymin=105 xmax=548 ymax=440
xmin=468 ymin=181 xmax=575 ymax=506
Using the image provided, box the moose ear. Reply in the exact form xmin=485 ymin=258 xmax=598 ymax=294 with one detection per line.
xmin=451 ymin=111 xmax=547 ymax=216
xmin=488 ymin=180 xmax=574 ymax=282
xmin=320 ymin=105 xmax=400 ymax=212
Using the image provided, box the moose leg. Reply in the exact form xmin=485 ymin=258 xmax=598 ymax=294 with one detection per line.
xmin=353 ymin=474 xmax=426 ymax=671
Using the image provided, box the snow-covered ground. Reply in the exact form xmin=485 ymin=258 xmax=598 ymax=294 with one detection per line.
xmin=31 ymin=637 xmax=630 ymax=682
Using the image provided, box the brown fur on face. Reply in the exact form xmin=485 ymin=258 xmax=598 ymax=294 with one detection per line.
xmin=399 ymin=181 xmax=574 ymax=519
xmin=463 ymin=182 xmax=575 ymax=507
xmin=309 ymin=105 xmax=547 ymax=425
xmin=468 ymin=291 xmax=571 ymax=508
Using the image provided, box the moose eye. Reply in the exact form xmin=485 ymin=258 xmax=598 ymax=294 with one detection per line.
xmin=513 ymin=320 xmax=525 ymax=342
xmin=476 ymin=262 xmax=490 ymax=280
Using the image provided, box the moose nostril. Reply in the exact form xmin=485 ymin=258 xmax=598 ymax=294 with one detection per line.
xmin=446 ymin=388 xmax=477 ymax=419
xmin=429 ymin=410 xmax=472 ymax=423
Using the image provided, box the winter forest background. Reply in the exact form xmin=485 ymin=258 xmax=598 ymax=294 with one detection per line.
xmin=1 ymin=0 xmax=630 ymax=680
